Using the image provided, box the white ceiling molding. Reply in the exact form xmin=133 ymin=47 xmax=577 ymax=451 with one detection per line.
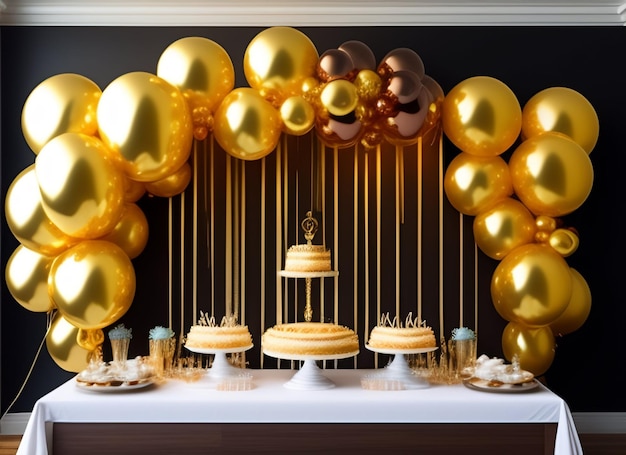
xmin=0 ymin=1 xmax=625 ymax=26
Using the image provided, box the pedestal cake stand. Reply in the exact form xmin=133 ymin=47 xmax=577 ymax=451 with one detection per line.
xmin=185 ymin=344 xmax=253 ymax=387
xmin=263 ymin=350 xmax=359 ymax=390
xmin=365 ymin=344 xmax=438 ymax=389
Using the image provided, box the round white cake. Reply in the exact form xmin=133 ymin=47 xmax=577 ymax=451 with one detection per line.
xmin=367 ymin=313 xmax=436 ymax=350
xmin=185 ymin=325 xmax=252 ymax=350
xmin=262 ymin=322 xmax=359 ymax=357
xmin=284 ymin=244 xmax=332 ymax=272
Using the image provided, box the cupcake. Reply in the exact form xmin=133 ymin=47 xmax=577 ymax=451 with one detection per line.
xmin=108 ymin=323 xmax=132 ymax=366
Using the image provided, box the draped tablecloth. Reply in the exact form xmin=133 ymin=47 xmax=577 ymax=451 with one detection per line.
xmin=17 ymin=368 xmax=582 ymax=455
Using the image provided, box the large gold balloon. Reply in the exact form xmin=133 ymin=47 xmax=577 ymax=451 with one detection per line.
xmin=21 ymin=73 xmax=101 ymax=154
xmin=157 ymin=37 xmax=235 ymax=140
xmin=443 ymin=152 xmax=513 ymax=216
xmin=502 ymin=321 xmax=555 ymax=376
xmin=551 ymin=268 xmax=592 ymax=336
xmin=35 ymin=133 xmax=126 ymax=239
xmin=522 ymin=87 xmax=599 ymax=154
xmin=491 ymin=243 xmax=572 ymax=327
xmin=144 ymin=161 xmax=192 ymax=198
xmin=6 ymin=245 xmax=55 ymax=313
xmin=213 ymin=88 xmax=282 ymax=160
xmin=442 ymin=76 xmax=522 ymax=157
xmin=473 ymin=197 xmax=536 ymax=260
xmin=97 ymin=71 xmax=193 ymax=182
xmin=280 ymin=95 xmax=315 ymax=136
xmin=49 ymin=240 xmax=136 ymax=330
xmin=509 ymin=132 xmax=594 ymax=217
xmin=243 ymin=26 xmax=319 ymax=104
xmin=4 ymin=165 xmax=78 ymax=255
xmin=46 ymin=312 xmax=93 ymax=372
xmin=100 ymin=203 xmax=149 ymax=259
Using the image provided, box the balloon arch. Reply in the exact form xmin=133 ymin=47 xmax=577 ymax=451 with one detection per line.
xmin=5 ymin=26 xmax=596 ymax=376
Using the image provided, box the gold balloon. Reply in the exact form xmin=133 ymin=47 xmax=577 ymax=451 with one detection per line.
xmin=535 ymin=215 xmax=558 ymax=233
xmin=509 ymin=133 xmax=594 ymax=217
xmin=145 ymin=161 xmax=192 ymax=198
xmin=491 ymin=243 xmax=572 ymax=327
xmin=97 ymin=71 xmax=193 ymax=182
xmin=157 ymin=37 xmax=235 ymax=140
xmin=100 ymin=203 xmax=149 ymax=259
xmin=123 ymin=177 xmax=146 ymax=202
xmin=442 ymin=76 xmax=522 ymax=157
xmin=49 ymin=240 xmax=136 ymax=330
xmin=46 ymin=313 xmax=93 ymax=372
xmin=320 ymin=80 xmax=358 ymax=117
xmin=244 ymin=26 xmax=319 ymax=103
xmin=501 ymin=321 xmax=555 ymax=376
xmin=551 ymin=268 xmax=592 ymax=336
xmin=473 ymin=197 xmax=536 ymax=260
xmin=549 ymin=228 xmax=579 ymax=257
xmin=213 ymin=88 xmax=282 ymax=160
xmin=5 ymin=165 xmax=78 ymax=255
xmin=21 ymin=73 xmax=101 ymax=154
xmin=443 ymin=152 xmax=513 ymax=216
xmin=280 ymin=95 xmax=315 ymax=136
xmin=522 ymin=87 xmax=599 ymax=154
xmin=354 ymin=69 xmax=382 ymax=102
xmin=6 ymin=245 xmax=55 ymax=313
xmin=35 ymin=133 xmax=126 ymax=239
xmin=77 ymin=328 xmax=105 ymax=351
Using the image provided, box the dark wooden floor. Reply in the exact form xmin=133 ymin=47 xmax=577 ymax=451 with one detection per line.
xmin=2 ymin=433 xmax=626 ymax=454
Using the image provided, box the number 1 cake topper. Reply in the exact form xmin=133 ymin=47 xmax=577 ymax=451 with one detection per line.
xmin=302 ymin=210 xmax=318 ymax=244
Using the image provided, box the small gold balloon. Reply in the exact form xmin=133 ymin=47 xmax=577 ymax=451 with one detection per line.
xmin=5 ymin=165 xmax=78 ymax=256
xmin=280 ymin=95 xmax=315 ymax=136
xmin=97 ymin=71 xmax=193 ymax=182
xmin=501 ymin=321 xmax=555 ymax=376
xmin=535 ymin=215 xmax=558 ymax=233
xmin=443 ymin=152 xmax=513 ymax=216
xmin=213 ymin=88 xmax=282 ymax=161
xmin=244 ymin=26 xmax=319 ymax=102
xmin=46 ymin=313 xmax=93 ymax=372
xmin=123 ymin=177 xmax=146 ymax=203
xmin=77 ymin=328 xmax=105 ymax=351
xmin=320 ymin=80 xmax=358 ymax=117
xmin=473 ymin=197 xmax=536 ymax=260
xmin=549 ymin=228 xmax=579 ymax=257
xmin=509 ymin=132 xmax=594 ymax=217
xmin=551 ymin=268 xmax=592 ymax=336
xmin=522 ymin=87 xmax=599 ymax=154
xmin=5 ymin=245 xmax=55 ymax=313
xmin=35 ymin=133 xmax=126 ymax=239
xmin=21 ymin=73 xmax=101 ymax=154
xmin=491 ymin=243 xmax=573 ymax=327
xmin=442 ymin=76 xmax=522 ymax=157
xmin=354 ymin=69 xmax=382 ymax=101
xmin=100 ymin=203 xmax=149 ymax=259
xmin=144 ymin=162 xmax=192 ymax=198
xmin=49 ymin=240 xmax=136 ymax=330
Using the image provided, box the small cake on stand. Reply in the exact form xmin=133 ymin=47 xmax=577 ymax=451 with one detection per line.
xmin=185 ymin=313 xmax=253 ymax=388
xmin=264 ymin=212 xmax=359 ymax=390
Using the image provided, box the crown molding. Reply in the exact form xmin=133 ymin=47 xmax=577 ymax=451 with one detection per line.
xmin=0 ymin=1 xmax=625 ymax=26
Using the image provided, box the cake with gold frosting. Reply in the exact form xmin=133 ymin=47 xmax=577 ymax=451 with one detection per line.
xmin=185 ymin=313 xmax=253 ymax=350
xmin=262 ymin=322 xmax=359 ymax=357
xmin=284 ymin=244 xmax=332 ymax=272
xmin=367 ymin=313 xmax=436 ymax=350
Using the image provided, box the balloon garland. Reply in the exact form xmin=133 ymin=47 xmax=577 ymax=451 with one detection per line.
xmin=4 ymin=27 xmax=596 ymax=376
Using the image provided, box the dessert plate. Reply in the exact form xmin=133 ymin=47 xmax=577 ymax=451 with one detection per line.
xmin=75 ymin=378 xmax=155 ymax=393
xmin=463 ymin=377 xmax=540 ymax=393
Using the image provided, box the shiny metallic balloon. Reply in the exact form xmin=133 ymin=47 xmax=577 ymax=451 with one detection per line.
xmin=502 ymin=321 xmax=555 ymax=376
xmin=5 ymin=245 xmax=55 ymax=313
xmin=46 ymin=313 xmax=93 ymax=372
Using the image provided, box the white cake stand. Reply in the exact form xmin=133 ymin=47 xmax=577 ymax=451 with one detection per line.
xmin=263 ymin=350 xmax=359 ymax=390
xmin=185 ymin=344 xmax=253 ymax=387
xmin=365 ymin=344 xmax=438 ymax=389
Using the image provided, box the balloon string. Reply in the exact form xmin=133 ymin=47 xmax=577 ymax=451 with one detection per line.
xmin=438 ymin=132 xmax=445 ymax=339
xmin=225 ymin=155 xmax=232 ymax=317
xmin=1 ymin=313 xmax=52 ymax=420
xmin=353 ymin=145 xmax=359 ymax=369
xmin=241 ymin=161 xmax=246 ymax=325
xmin=417 ymin=136 xmax=423 ymax=321
xmin=233 ymin=159 xmax=240 ymax=321
xmin=282 ymin=136 xmax=288 ymax=324
xmin=260 ymin=156 xmax=266 ymax=368
xmin=192 ymin=140 xmax=199 ymax=320
xmin=459 ymin=211 xmax=464 ymax=327
xmin=168 ymin=198 xmax=173 ymax=329
xmin=180 ymin=191 xmax=185 ymax=337
xmin=275 ymin=141 xmax=282 ymax=325
xmin=210 ymin=136 xmax=215 ymax=317
xmin=395 ymin=145 xmax=401 ymax=318
xmin=364 ymin=149 xmax=371 ymax=367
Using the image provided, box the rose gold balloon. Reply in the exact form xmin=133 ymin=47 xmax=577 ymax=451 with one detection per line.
xmin=317 ymin=49 xmax=355 ymax=82
xmin=338 ymin=40 xmax=376 ymax=71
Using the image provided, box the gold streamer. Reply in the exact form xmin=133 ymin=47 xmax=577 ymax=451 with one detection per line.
xmin=168 ymin=198 xmax=173 ymax=329
xmin=364 ymin=150 xmax=370 ymax=364
xmin=459 ymin=211 xmax=464 ymax=327
xmin=275 ymin=141 xmax=282 ymax=325
xmin=179 ymin=191 xmax=185 ymax=338
xmin=438 ymin=133 xmax=445 ymax=339
xmin=225 ymin=155 xmax=232 ymax=317
xmin=241 ymin=162 xmax=246 ymax=325
xmin=417 ymin=137 xmax=423 ymax=320
xmin=260 ymin=156 xmax=266 ymax=367
xmin=395 ymin=146 xmax=401 ymax=317
xmin=192 ymin=140 xmax=198 ymax=319
xmin=353 ymin=146 xmax=359 ymax=368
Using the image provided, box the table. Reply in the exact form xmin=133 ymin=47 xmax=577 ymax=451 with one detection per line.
xmin=17 ymin=368 xmax=582 ymax=455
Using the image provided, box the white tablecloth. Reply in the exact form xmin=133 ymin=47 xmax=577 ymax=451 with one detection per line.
xmin=17 ymin=368 xmax=582 ymax=455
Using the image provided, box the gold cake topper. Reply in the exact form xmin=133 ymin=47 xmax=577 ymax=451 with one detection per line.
xmin=301 ymin=211 xmax=318 ymax=244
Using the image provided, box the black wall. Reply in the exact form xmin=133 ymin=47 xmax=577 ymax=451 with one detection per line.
xmin=2 ymin=26 xmax=625 ymax=414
